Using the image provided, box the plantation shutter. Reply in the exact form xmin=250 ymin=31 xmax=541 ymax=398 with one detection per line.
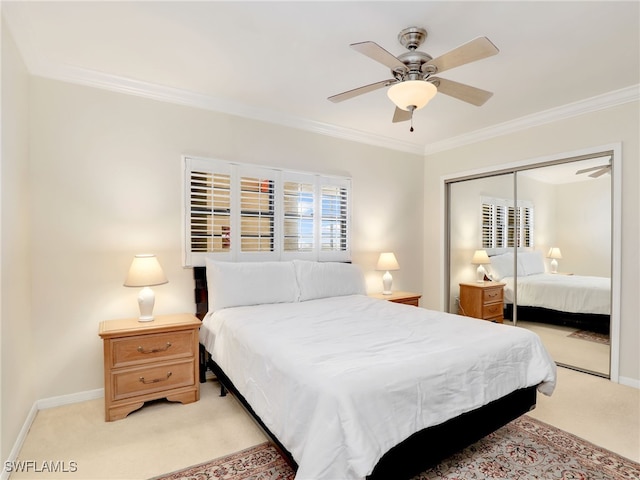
xmin=319 ymin=177 xmax=350 ymax=260
xmin=185 ymin=158 xmax=233 ymax=265
xmin=481 ymin=203 xmax=494 ymax=248
xmin=282 ymin=173 xmax=315 ymax=256
xmin=238 ymin=170 xmax=276 ymax=254
xmin=481 ymin=196 xmax=534 ymax=250
xmin=183 ymin=156 xmax=351 ymax=266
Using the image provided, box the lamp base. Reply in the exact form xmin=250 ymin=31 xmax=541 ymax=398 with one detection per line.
xmin=476 ymin=265 xmax=486 ymax=283
xmin=137 ymin=286 xmax=156 ymax=322
xmin=382 ymin=271 xmax=393 ymax=295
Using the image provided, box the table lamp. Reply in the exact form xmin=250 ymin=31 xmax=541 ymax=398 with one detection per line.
xmin=124 ymin=254 xmax=168 ymax=321
xmin=547 ymin=247 xmax=562 ymax=273
xmin=376 ymin=252 xmax=400 ymax=295
xmin=471 ymin=250 xmax=491 ymax=283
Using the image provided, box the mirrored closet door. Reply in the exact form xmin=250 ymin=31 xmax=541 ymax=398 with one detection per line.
xmin=445 ymin=153 xmax=613 ymax=377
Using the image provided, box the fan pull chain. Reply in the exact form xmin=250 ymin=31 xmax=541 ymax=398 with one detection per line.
xmin=410 ymin=108 xmax=414 ymax=132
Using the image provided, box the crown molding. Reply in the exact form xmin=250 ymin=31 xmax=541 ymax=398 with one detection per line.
xmin=33 ymin=63 xmax=426 ymax=156
xmin=29 ymin=62 xmax=638 ymax=158
xmin=423 ymin=85 xmax=640 ymax=155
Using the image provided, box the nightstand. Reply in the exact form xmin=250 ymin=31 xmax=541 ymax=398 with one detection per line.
xmin=458 ymin=282 xmax=505 ymax=323
xmin=98 ymin=313 xmax=201 ymax=421
xmin=369 ymin=291 xmax=421 ymax=306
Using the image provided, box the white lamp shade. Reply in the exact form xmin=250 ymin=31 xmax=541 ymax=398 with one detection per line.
xmin=471 ymin=250 xmax=491 ymax=265
xmin=376 ymin=252 xmax=400 ymax=271
xmin=547 ymin=247 xmax=563 ymax=260
xmin=387 ymin=80 xmax=437 ymax=111
xmin=124 ymin=254 xmax=168 ymax=287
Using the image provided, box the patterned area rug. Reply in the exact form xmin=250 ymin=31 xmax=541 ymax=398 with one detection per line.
xmin=568 ymin=329 xmax=611 ymax=345
xmin=150 ymin=416 xmax=640 ymax=480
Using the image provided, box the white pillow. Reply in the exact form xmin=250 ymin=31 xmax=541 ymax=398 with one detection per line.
xmin=205 ymin=259 xmax=299 ymax=311
xmin=519 ymin=251 xmax=545 ymax=276
xmin=293 ymin=260 xmax=366 ymax=301
xmin=488 ymin=253 xmax=515 ymax=281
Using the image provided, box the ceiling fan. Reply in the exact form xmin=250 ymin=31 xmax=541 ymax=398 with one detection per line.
xmin=575 ymin=163 xmax=611 ymax=178
xmin=328 ymin=27 xmax=499 ymax=131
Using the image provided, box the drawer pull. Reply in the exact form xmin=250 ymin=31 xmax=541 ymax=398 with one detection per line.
xmin=139 ymin=372 xmax=172 ymax=384
xmin=137 ymin=342 xmax=172 ymax=354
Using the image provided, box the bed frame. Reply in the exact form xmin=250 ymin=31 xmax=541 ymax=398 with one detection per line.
xmin=194 ymin=266 xmax=538 ymax=479
xmin=504 ymin=304 xmax=610 ymax=334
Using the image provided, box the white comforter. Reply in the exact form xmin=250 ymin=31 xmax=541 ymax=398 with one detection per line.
xmin=200 ymin=295 xmax=556 ymax=480
xmin=502 ymin=273 xmax=610 ymax=315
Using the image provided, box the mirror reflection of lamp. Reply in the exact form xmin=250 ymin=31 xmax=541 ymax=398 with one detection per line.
xmin=471 ymin=250 xmax=491 ymax=283
xmin=123 ymin=254 xmax=168 ymax=322
xmin=376 ymin=252 xmax=400 ymax=295
xmin=547 ymin=247 xmax=563 ymax=274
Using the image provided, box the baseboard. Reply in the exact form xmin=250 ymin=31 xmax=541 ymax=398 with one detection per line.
xmin=36 ymin=388 xmax=104 ymax=410
xmin=1 ymin=402 xmax=38 ymax=480
xmin=2 ymin=389 xmax=104 ymax=480
xmin=619 ymin=375 xmax=640 ymax=389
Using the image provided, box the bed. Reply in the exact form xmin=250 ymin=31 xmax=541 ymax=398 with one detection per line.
xmin=195 ymin=260 xmax=556 ymax=480
xmin=489 ymin=251 xmax=611 ymax=334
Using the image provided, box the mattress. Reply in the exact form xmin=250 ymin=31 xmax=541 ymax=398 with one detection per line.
xmin=502 ymin=273 xmax=610 ymax=315
xmin=200 ymin=294 xmax=556 ymax=480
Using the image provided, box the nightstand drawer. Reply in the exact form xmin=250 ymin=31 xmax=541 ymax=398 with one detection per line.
xmin=112 ymin=359 xmax=195 ymax=401
xmin=482 ymin=302 xmax=503 ymax=319
xmin=111 ymin=330 xmax=195 ymax=368
xmin=483 ymin=288 xmax=503 ymax=303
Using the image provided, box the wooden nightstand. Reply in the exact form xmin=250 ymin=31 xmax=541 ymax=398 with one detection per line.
xmin=369 ymin=291 xmax=421 ymax=306
xmin=458 ymin=282 xmax=505 ymax=323
xmin=98 ymin=313 xmax=201 ymax=421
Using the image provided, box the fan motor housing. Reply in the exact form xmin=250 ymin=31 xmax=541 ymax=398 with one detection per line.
xmin=396 ymin=51 xmax=433 ymax=80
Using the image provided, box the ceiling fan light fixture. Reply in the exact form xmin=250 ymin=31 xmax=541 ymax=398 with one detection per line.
xmin=387 ymin=80 xmax=437 ymax=111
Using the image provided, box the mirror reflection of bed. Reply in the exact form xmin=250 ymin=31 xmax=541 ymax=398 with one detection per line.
xmin=447 ymin=154 xmax=612 ymax=377
xmin=496 ymin=250 xmax=611 ymax=377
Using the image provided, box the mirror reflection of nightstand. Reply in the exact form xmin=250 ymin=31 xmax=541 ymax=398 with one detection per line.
xmin=458 ymin=282 xmax=505 ymax=322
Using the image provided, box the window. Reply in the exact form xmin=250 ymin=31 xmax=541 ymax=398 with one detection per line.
xmin=481 ymin=196 xmax=534 ymax=249
xmin=183 ymin=156 xmax=351 ymax=266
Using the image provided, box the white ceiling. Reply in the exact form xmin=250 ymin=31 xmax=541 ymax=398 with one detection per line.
xmin=3 ymin=1 xmax=639 ymax=155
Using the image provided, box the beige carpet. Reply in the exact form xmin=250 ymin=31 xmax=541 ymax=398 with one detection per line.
xmin=10 ymin=368 xmax=639 ymax=479
xmin=149 ymin=416 xmax=640 ymax=480
xmin=511 ymin=321 xmax=610 ymax=375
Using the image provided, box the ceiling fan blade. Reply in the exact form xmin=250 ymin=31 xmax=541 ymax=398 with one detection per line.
xmin=350 ymin=41 xmax=408 ymax=73
xmin=576 ymin=165 xmax=608 ymax=175
xmin=328 ymin=79 xmax=396 ymax=103
xmin=589 ymin=167 xmax=611 ymax=178
xmin=424 ymin=37 xmax=499 ymax=74
xmin=431 ymin=77 xmax=493 ymax=106
xmin=392 ymin=107 xmax=412 ymax=123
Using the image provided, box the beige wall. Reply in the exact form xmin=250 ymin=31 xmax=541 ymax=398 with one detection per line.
xmin=424 ymin=101 xmax=640 ymax=385
xmin=27 ymin=77 xmax=424 ymax=399
xmin=1 ymin=18 xmax=34 ymax=464
xmin=555 ymin=177 xmax=611 ymax=276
